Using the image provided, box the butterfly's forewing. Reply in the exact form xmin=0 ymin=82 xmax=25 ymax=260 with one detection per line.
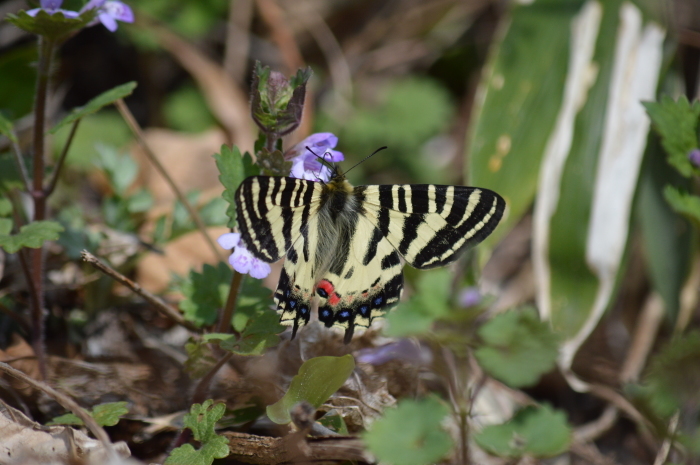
xmin=235 ymin=176 xmax=320 ymax=262
xmin=359 ymin=184 xmax=505 ymax=269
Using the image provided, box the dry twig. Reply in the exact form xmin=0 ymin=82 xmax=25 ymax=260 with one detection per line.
xmin=81 ymin=250 xmax=199 ymax=332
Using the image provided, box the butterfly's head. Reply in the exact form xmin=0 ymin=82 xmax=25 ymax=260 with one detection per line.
xmin=325 ymin=166 xmax=353 ymax=192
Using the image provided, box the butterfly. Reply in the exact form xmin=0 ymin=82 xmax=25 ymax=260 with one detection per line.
xmin=235 ymin=167 xmax=505 ymax=343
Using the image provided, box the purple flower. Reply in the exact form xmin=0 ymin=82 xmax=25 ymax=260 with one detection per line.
xmin=458 ymin=287 xmax=482 ymax=308
xmin=81 ymin=0 xmax=133 ymax=32
xmin=286 ymin=133 xmax=344 ymax=182
xmin=689 ymin=149 xmax=700 ymax=168
xmin=355 ymin=339 xmax=432 ymax=366
xmin=26 ymin=0 xmax=80 ymax=18
xmin=217 ymin=233 xmax=271 ymax=279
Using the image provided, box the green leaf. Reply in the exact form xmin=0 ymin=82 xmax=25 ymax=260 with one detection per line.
xmin=179 ymin=263 xmax=232 ymax=327
xmin=94 ymin=144 xmax=139 ymax=195
xmin=197 ymin=277 xmax=283 ymax=355
xmin=386 ymin=268 xmax=451 ymax=337
xmin=644 ymin=95 xmax=700 ymax=177
xmin=0 ymin=198 xmax=12 ymax=217
xmin=474 ymin=404 xmax=571 ymax=458
xmin=6 ymin=9 xmax=96 ymax=41
xmin=0 ymin=218 xmax=12 ymax=235
xmin=663 ymin=185 xmax=700 ymax=225
xmin=642 ymin=331 xmax=700 ymax=418
xmin=363 ymin=396 xmax=453 ymax=465
xmin=467 ymin=2 xmax=581 ymax=249
xmin=51 ymin=82 xmax=137 ymax=133
xmin=48 ymin=401 xmax=129 ymax=427
xmin=165 ymin=400 xmax=229 ymax=465
xmin=474 ymin=307 xmax=559 ymax=388
xmin=213 ymin=145 xmax=257 ymax=228
xmin=318 ymin=410 xmax=349 ymax=435
xmin=0 ymin=112 xmax=17 ymax=144
xmin=267 ymin=355 xmax=355 ymax=424
xmin=637 ymin=139 xmax=693 ymax=320
xmin=0 ymin=220 xmax=64 ymax=253
xmin=184 ymin=338 xmax=218 ymax=379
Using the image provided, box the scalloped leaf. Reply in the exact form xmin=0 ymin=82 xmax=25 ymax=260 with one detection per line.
xmin=474 ymin=307 xmax=559 ymax=388
xmin=165 ymin=400 xmax=229 ymax=465
xmin=363 ymin=396 xmax=453 ymax=465
xmin=475 ymin=404 xmax=571 ymax=458
xmin=51 ymin=81 xmax=137 ymax=133
xmin=0 ymin=220 xmax=63 ymax=253
xmin=7 ymin=9 xmax=95 ymax=40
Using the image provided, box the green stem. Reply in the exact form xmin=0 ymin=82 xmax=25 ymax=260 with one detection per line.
xmin=30 ymin=36 xmax=55 ymax=380
xmin=45 ymin=119 xmax=80 ymax=196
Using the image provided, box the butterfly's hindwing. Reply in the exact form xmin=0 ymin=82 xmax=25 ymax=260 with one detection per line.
xmin=235 ymin=173 xmax=505 ymax=342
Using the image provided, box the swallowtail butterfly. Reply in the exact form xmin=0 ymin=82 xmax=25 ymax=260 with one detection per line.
xmin=235 ymin=168 xmax=505 ymax=343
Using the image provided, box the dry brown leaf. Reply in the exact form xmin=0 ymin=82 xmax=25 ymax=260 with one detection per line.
xmin=137 ymin=226 xmax=230 ymax=294
xmin=0 ymin=401 xmax=135 ymax=465
xmin=131 ymin=128 xmax=228 ymax=212
xmin=0 ymin=335 xmax=40 ymax=396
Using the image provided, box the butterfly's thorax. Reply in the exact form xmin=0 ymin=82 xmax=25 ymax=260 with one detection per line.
xmin=315 ymin=173 xmax=361 ymax=278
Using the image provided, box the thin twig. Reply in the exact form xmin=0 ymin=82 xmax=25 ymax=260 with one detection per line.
xmin=216 ymin=271 xmax=243 ymax=335
xmin=653 ymin=412 xmax=679 ymax=465
xmin=80 ymin=250 xmax=200 ymax=332
xmin=44 ymin=119 xmax=80 ymax=196
xmin=114 ymin=99 xmax=226 ymax=263
xmin=0 ymin=362 xmax=119 ymax=459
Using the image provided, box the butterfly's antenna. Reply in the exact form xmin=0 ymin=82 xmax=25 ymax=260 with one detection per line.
xmin=305 ymin=146 xmax=332 ymax=183
xmin=344 ymin=146 xmax=388 ymax=175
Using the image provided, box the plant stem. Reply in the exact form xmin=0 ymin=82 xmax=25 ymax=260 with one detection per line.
xmin=114 ymin=99 xmax=226 ymax=262
xmin=9 ymin=134 xmax=31 ymax=192
xmin=29 ymin=36 xmax=55 ymax=380
xmin=216 ymin=271 xmax=243 ymax=335
xmin=45 ymin=119 xmax=80 ymax=196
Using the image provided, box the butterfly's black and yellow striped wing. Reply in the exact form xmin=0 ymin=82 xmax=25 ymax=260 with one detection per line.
xmin=235 ymin=174 xmax=505 ymax=343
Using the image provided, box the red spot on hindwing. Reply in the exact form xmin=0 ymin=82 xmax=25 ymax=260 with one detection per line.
xmin=329 ymin=293 xmax=341 ymax=306
xmin=318 ymin=280 xmax=335 ymax=295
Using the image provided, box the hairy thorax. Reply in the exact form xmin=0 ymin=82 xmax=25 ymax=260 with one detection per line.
xmin=315 ymin=176 xmax=360 ymax=277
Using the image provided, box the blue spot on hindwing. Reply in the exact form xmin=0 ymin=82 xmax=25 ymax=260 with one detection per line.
xmin=359 ymin=305 xmax=369 ymax=316
xmin=373 ymin=296 xmax=383 ymax=306
xmin=289 ymin=300 xmax=296 ymax=308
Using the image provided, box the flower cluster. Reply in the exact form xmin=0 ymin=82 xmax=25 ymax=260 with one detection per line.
xmin=286 ymin=133 xmax=344 ymax=182
xmin=689 ymin=148 xmax=700 ymax=168
xmin=27 ymin=0 xmax=133 ymax=31
xmin=220 ymin=132 xmax=344 ymax=279
xmin=217 ymin=233 xmax=271 ymax=279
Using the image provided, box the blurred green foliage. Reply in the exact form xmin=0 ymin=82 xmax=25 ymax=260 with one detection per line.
xmin=474 ymin=404 xmax=571 ymax=458
xmin=319 ymin=77 xmax=454 ymax=184
xmin=363 ymin=396 xmax=453 ymax=465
